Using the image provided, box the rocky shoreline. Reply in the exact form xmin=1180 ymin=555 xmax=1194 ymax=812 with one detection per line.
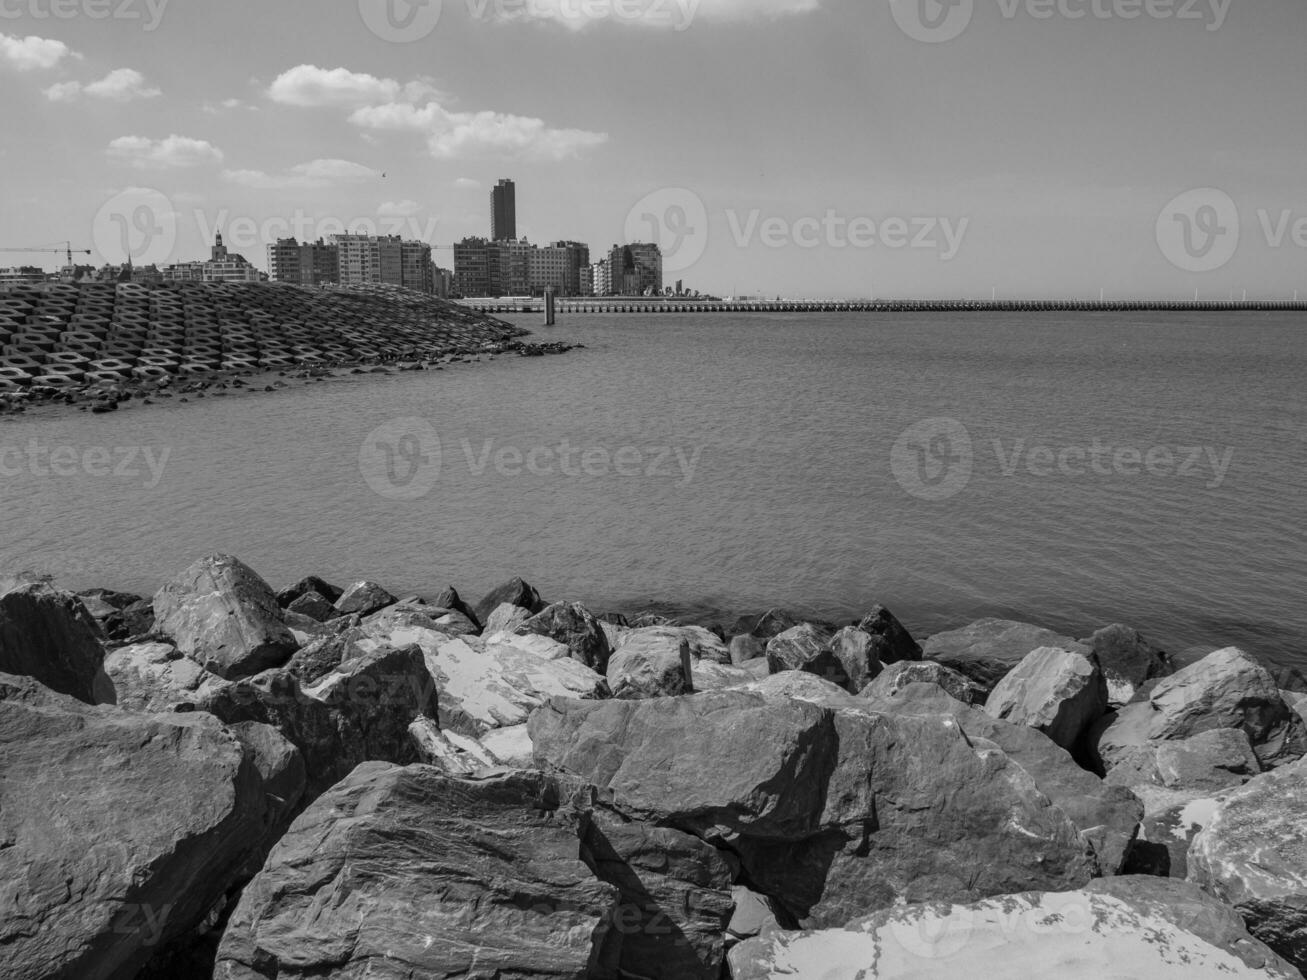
xmin=2 ymin=555 xmax=1307 ymax=978
xmin=0 ymin=281 xmax=578 ymax=417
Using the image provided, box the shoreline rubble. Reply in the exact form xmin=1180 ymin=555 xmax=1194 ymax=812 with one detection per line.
xmin=2 ymin=554 xmax=1306 ymax=978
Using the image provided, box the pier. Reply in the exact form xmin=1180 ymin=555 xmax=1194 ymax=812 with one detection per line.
xmin=463 ymin=299 xmax=1307 ymax=315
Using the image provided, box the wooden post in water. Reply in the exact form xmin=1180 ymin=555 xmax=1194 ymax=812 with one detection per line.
xmin=545 ymin=288 xmax=556 ymax=326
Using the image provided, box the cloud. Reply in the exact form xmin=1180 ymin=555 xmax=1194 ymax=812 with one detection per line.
xmin=0 ymin=32 xmax=78 ymax=71
xmin=268 ymin=63 xmax=607 ymax=161
xmin=107 ymin=134 xmax=225 ymax=169
xmin=266 ymin=65 xmax=401 ymax=107
xmin=204 ymin=97 xmax=258 ymax=114
xmin=378 ymin=200 xmax=423 ymax=217
xmin=476 ymin=0 xmax=821 ymax=30
xmin=454 ymin=177 xmax=482 ymax=189
xmin=222 ymin=158 xmax=381 ymax=190
xmin=45 ymin=68 xmax=161 ymax=103
xmin=351 ymin=101 xmax=608 ymax=161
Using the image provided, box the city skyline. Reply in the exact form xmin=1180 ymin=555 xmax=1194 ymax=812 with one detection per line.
xmin=2 ymin=1 xmax=1306 ymax=298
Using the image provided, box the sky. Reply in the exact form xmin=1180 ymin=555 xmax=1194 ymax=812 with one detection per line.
xmin=1 ymin=0 xmax=1305 ymax=299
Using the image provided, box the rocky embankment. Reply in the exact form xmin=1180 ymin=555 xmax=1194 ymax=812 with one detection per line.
xmin=2 ymin=557 xmax=1307 ymax=978
xmin=0 ymin=282 xmax=577 ymax=416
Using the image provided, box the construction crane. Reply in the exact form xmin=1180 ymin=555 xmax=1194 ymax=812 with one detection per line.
xmin=0 ymin=242 xmax=93 ymax=267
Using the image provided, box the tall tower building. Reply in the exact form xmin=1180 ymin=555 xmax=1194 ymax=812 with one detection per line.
xmin=491 ymin=178 xmax=517 ymax=241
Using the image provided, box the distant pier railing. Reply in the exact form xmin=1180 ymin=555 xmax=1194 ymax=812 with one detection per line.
xmin=461 ymin=299 xmax=1307 ymax=315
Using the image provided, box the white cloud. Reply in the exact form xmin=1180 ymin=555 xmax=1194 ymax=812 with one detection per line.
xmin=351 ymin=101 xmax=607 ymax=161
xmin=46 ymin=68 xmax=161 ymax=103
xmin=454 ymin=177 xmax=482 ymax=189
xmin=0 ymin=33 xmax=77 ymax=71
xmin=204 ymin=97 xmax=257 ymax=114
xmin=107 ymin=134 xmax=225 ymax=169
xmin=222 ymin=158 xmax=381 ymax=190
xmin=478 ymin=0 xmax=820 ymax=30
xmin=267 ymin=65 xmax=400 ymax=107
xmin=378 ymin=200 xmax=423 ymax=217
xmin=43 ymin=80 xmax=81 ymax=102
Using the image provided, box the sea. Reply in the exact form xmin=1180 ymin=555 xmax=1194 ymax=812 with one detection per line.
xmin=2 ymin=312 xmax=1304 ymax=670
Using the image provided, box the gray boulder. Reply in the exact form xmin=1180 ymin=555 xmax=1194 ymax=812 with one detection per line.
xmin=214 ymin=766 xmax=618 ymax=979
xmin=861 ymin=660 xmax=984 ymax=704
xmin=104 ymin=641 xmax=227 ymax=713
xmin=607 ymin=628 xmax=693 ymax=699
xmin=332 ymin=580 xmax=397 ymax=618
xmin=199 ymin=642 xmax=438 ymax=799
xmin=924 ymin=618 xmax=1086 ymax=693
xmin=866 ymin=681 xmax=1142 ymax=876
xmin=285 ymin=590 xmax=335 ymax=623
xmin=1080 ymin=623 xmax=1171 ymax=706
xmin=828 ymin=626 xmax=882 ymax=692
xmin=729 ymin=877 xmax=1298 ymax=979
xmin=582 ymin=810 xmax=734 ymax=979
xmin=515 ymin=601 xmax=612 ymax=672
xmin=855 ymin=604 xmax=922 ymax=665
xmin=474 ymin=576 xmax=545 ymax=624
xmin=152 ymin=555 xmax=296 ymax=681
xmin=984 ymin=645 xmax=1109 ymax=751
xmin=0 ymin=674 xmax=300 ymax=980
xmin=0 ymin=582 xmax=111 ymax=703
xmin=1189 ymin=756 xmax=1307 ymax=973
xmin=1092 ymin=648 xmax=1306 ymax=774
xmin=765 ymin=624 xmax=849 ymax=689
xmin=531 ymin=690 xmax=1092 ymax=927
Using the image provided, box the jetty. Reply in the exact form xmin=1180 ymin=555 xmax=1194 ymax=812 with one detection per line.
xmin=464 ymin=298 xmax=1307 ymax=315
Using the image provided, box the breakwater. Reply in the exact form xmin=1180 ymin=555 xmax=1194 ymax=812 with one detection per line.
xmin=0 ymin=281 xmax=558 ymax=415
xmin=466 ymin=298 xmax=1307 ymax=315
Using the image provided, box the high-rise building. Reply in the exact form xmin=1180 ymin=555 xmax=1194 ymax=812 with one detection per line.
xmin=491 ymin=179 xmax=516 ymax=241
xmin=591 ymin=259 xmax=611 ymax=297
xmin=267 ymin=238 xmax=340 ymax=286
xmin=333 ymin=234 xmax=381 ymax=286
xmin=607 ymin=243 xmax=662 ymax=296
xmin=267 ymin=239 xmax=301 ymax=282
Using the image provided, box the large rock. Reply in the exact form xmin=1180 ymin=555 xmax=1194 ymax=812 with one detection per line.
xmin=1123 ymin=792 xmax=1225 ymax=879
xmin=485 ymin=601 xmax=532 ymax=636
xmin=104 ymin=641 xmax=227 ymax=713
xmin=984 ymin=645 xmax=1109 ymax=752
xmin=729 ymin=877 xmax=1298 ymax=979
xmin=407 ymin=716 xmax=502 ymax=776
xmin=924 ymin=618 xmax=1086 ymax=693
xmin=153 ymin=555 xmax=297 ymax=681
xmin=1149 ymin=648 xmax=1305 ymax=767
xmin=1105 ymin=728 xmax=1262 ymax=795
xmin=1189 ymin=757 xmax=1307 ymax=972
xmin=856 ymin=605 xmax=923 ymax=665
xmin=516 ymin=601 xmax=612 ymax=672
xmin=582 ymin=809 xmax=734 ymax=979
xmin=1092 ymin=648 xmax=1306 ymax=774
xmin=432 ymin=584 xmax=482 ymax=631
xmin=729 ymin=633 xmax=766 ymax=665
xmin=275 ymin=575 xmax=343 ymax=608
xmin=200 ymin=642 xmax=438 ymax=799
xmin=474 ymin=576 xmax=545 ymax=624
xmin=284 ymin=590 xmax=335 ymax=623
xmin=1080 ymin=623 xmax=1171 ymax=706
xmin=361 ymin=598 xmax=477 ymax=636
xmin=214 ymin=765 xmax=618 ymax=979
xmin=828 ymin=626 xmax=882 ymax=692
xmin=689 ymin=658 xmax=758 ymax=692
xmin=332 ymin=580 xmax=396 ymax=618
xmin=866 ymin=682 xmax=1142 ymax=876
xmin=404 ymin=632 xmax=607 ymax=734
xmin=0 ymin=582 xmax=111 ymax=703
xmin=730 ymin=608 xmax=805 ymax=640
xmin=0 ymin=674 xmax=300 ymax=980
xmin=765 ymin=624 xmax=849 ymax=689
xmin=531 ymin=690 xmax=1093 ymax=927
xmin=861 ymin=660 xmax=984 ymax=704
xmin=607 ymin=628 xmax=693 ymax=699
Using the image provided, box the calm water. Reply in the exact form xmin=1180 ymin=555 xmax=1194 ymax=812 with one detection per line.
xmin=2 ymin=313 xmax=1305 ymax=670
